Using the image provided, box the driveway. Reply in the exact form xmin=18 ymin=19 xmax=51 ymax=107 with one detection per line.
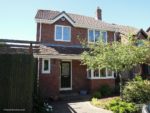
xmin=51 ymin=100 xmax=112 ymax=113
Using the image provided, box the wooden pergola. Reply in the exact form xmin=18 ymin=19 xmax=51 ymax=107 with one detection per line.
xmin=0 ymin=39 xmax=40 ymax=54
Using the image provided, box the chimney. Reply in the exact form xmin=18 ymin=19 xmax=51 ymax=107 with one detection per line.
xmin=96 ymin=7 xmax=102 ymax=20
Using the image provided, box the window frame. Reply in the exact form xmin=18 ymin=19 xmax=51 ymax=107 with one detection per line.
xmin=42 ymin=58 xmax=51 ymax=74
xmin=88 ymin=29 xmax=107 ymax=43
xmin=55 ymin=25 xmax=71 ymax=42
xmin=87 ymin=68 xmax=114 ymax=79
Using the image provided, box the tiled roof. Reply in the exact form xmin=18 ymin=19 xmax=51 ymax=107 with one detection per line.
xmin=35 ymin=10 xmax=116 ymax=31
xmin=146 ymin=27 xmax=150 ymax=37
xmin=35 ymin=9 xmax=140 ymax=36
xmin=37 ymin=45 xmax=87 ymax=56
xmin=113 ymin=24 xmax=139 ymax=35
xmin=147 ymin=32 xmax=150 ymax=37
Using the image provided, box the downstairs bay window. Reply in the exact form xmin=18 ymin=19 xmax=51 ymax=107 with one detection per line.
xmin=87 ymin=68 xmax=114 ymax=79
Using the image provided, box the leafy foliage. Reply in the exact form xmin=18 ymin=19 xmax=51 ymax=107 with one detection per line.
xmin=81 ymin=39 xmax=150 ymax=73
xmin=105 ymin=98 xmax=138 ymax=113
xmin=99 ymin=85 xmax=112 ymax=97
xmin=91 ymin=97 xmax=118 ymax=108
xmin=91 ymin=98 xmax=102 ymax=107
xmin=92 ymin=91 xmax=101 ymax=99
xmin=123 ymin=75 xmax=150 ymax=104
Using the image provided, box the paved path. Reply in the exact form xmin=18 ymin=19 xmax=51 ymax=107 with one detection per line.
xmin=51 ymin=100 xmax=112 ymax=113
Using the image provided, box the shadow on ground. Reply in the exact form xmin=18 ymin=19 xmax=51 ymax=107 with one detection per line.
xmin=49 ymin=96 xmax=91 ymax=113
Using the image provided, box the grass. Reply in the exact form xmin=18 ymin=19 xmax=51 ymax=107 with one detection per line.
xmin=91 ymin=96 xmax=119 ymax=108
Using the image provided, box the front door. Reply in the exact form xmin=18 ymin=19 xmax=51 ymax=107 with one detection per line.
xmin=60 ymin=61 xmax=71 ymax=90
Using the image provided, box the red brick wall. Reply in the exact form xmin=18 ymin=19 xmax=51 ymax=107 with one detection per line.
xmin=138 ymin=33 xmax=147 ymax=39
xmin=89 ymin=79 xmax=115 ymax=93
xmin=72 ymin=60 xmax=88 ymax=91
xmin=39 ymin=59 xmax=60 ymax=98
xmin=36 ymin=23 xmax=40 ymax=41
xmin=36 ymin=19 xmax=87 ymax=46
xmin=107 ymin=31 xmax=115 ymax=42
xmin=36 ymin=19 xmax=115 ymax=44
xmin=39 ymin=58 xmax=115 ymax=97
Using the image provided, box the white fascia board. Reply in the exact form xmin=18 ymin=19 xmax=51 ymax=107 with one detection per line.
xmin=35 ymin=13 xmax=75 ymax=26
xmin=34 ymin=54 xmax=81 ymax=60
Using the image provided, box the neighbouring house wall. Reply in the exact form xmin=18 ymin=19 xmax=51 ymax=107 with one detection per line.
xmin=72 ymin=60 xmax=88 ymax=92
xmin=39 ymin=59 xmax=60 ymax=98
xmin=89 ymin=79 xmax=115 ymax=93
xmin=36 ymin=18 xmax=115 ymax=44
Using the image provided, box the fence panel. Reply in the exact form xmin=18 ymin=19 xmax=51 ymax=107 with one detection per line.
xmin=0 ymin=54 xmax=34 ymax=113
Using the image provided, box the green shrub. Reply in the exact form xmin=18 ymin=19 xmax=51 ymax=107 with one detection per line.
xmin=105 ymin=98 xmax=138 ymax=113
xmin=123 ymin=75 xmax=150 ymax=104
xmin=92 ymin=91 xmax=101 ymax=99
xmin=91 ymin=97 xmax=119 ymax=108
xmin=113 ymin=85 xmax=120 ymax=95
xmin=91 ymin=98 xmax=101 ymax=107
xmin=99 ymin=85 xmax=112 ymax=97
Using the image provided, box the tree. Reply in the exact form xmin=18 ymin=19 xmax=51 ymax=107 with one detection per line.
xmin=81 ymin=35 xmax=150 ymax=98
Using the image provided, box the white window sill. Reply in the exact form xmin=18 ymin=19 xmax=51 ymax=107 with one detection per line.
xmin=54 ymin=39 xmax=71 ymax=42
xmin=87 ymin=77 xmax=115 ymax=80
xmin=42 ymin=71 xmax=50 ymax=74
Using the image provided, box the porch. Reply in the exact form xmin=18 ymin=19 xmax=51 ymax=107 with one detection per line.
xmin=34 ymin=45 xmax=115 ymax=99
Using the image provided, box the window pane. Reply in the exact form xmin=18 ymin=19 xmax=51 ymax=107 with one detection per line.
xmin=44 ymin=60 xmax=49 ymax=71
xmin=94 ymin=70 xmax=99 ymax=77
xmin=95 ymin=30 xmax=100 ymax=42
xmin=63 ymin=27 xmax=71 ymax=41
xmin=87 ymin=70 xmax=91 ymax=78
xmin=100 ymin=68 xmax=106 ymax=77
xmin=62 ymin=63 xmax=70 ymax=75
xmin=89 ymin=30 xmax=94 ymax=42
xmin=56 ymin=26 xmax=62 ymax=40
xmin=102 ymin=32 xmax=107 ymax=43
xmin=107 ymin=69 xmax=113 ymax=77
xmin=136 ymin=40 xmax=144 ymax=47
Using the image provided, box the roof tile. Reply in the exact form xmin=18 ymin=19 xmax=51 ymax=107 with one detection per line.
xmin=35 ymin=10 xmax=139 ymax=35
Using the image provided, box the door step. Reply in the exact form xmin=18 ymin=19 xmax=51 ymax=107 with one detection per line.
xmin=59 ymin=91 xmax=91 ymax=101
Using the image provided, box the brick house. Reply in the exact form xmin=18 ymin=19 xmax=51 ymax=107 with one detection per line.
xmin=34 ymin=7 xmax=149 ymax=98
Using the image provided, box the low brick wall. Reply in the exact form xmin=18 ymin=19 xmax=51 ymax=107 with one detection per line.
xmin=89 ymin=79 xmax=115 ymax=93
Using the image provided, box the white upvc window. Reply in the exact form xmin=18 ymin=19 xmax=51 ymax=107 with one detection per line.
xmin=42 ymin=58 xmax=50 ymax=74
xmin=114 ymin=32 xmax=117 ymax=41
xmin=87 ymin=68 xmax=114 ymax=79
xmin=55 ymin=25 xmax=71 ymax=42
xmin=88 ymin=29 xmax=107 ymax=43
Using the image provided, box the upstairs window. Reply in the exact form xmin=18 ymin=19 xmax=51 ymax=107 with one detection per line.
xmin=42 ymin=58 xmax=50 ymax=74
xmin=55 ymin=25 xmax=71 ymax=42
xmin=88 ymin=29 xmax=107 ymax=43
xmin=87 ymin=68 xmax=114 ymax=79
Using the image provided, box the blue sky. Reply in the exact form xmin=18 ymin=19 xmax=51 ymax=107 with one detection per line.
xmin=0 ymin=0 xmax=150 ymax=41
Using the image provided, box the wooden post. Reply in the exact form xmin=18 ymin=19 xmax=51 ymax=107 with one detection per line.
xmin=29 ymin=43 xmax=33 ymax=54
